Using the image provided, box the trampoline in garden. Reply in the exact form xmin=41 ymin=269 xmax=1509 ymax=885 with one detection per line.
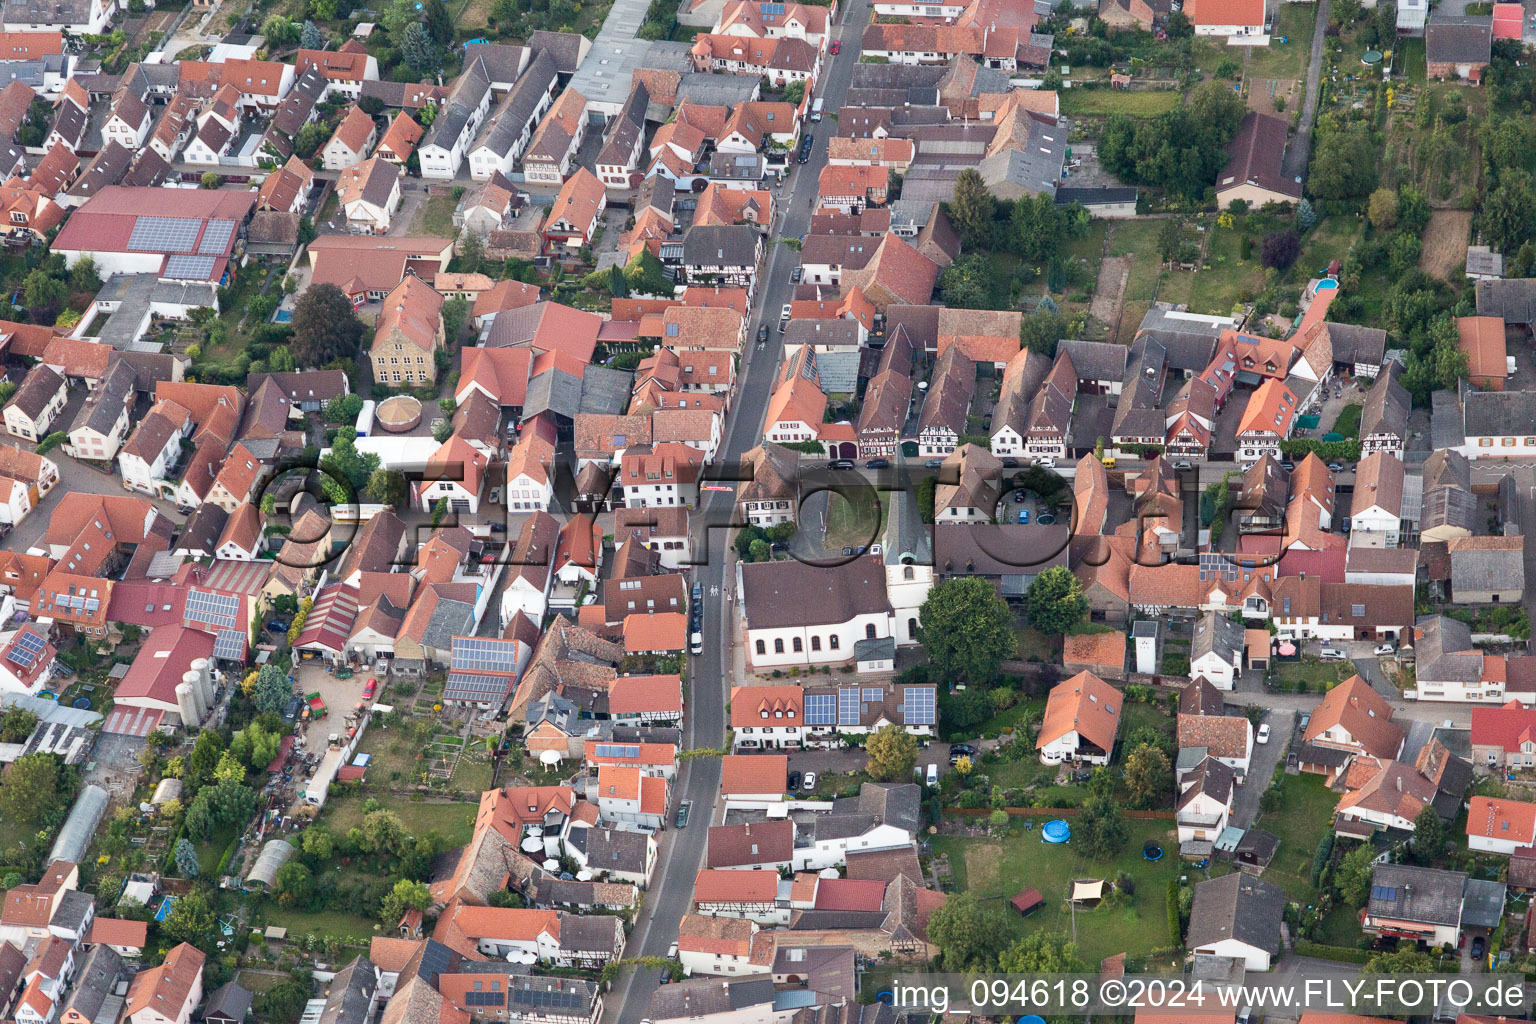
xmin=72 ymin=698 xmax=90 ymax=709
xmin=1042 ymin=819 xmax=1071 ymax=844
xmin=1144 ymin=841 xmax=1164 ymax=861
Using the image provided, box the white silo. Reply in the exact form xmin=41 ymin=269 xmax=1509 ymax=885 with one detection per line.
xmin=191 ymin=658 xmax=215 ymax=709
xmin=182 ymin=670 xmax=208 ymax=722
xmin=176 ymin=681 xmax=203 ymax=730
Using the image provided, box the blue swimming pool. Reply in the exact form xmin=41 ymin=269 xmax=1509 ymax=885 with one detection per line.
xmin=1042 ymin=819 xmax=1070 ymax=844
xmin=154 ymin=896 xmax=177 ymax=922
xmin=273 ymin=309 xmax=292 ymax=323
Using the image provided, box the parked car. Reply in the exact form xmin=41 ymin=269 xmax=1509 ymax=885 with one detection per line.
xmin=791 ymin=266 xmax=803 ymax=283
xmin=780 ymin=303 xmax=792 ymax=320
xmin=924 ymin=458 xmax=943 ymax=468
xmin=949 ymin=743 xmax=975 ymax=765
xmin=362 ymin=678 xmax=377 ymax=700
xmin=1318 ymin=648 xmax=1348 ymax=661
xmin=690 ymin=632 xmax=703 ymax=655
xmin=489 ymin=522 xmax=505 ymax=533
xmin=926 ymin=763 xmax=939 ymax=785
xmin=1256 ymin=724 xmax=1271 ymax=744
xmin=692 ymin=582 xmax=703 ymax=603
xmin=829 ymin=39 xmax=841 ymax=53
xmin=1036 ymin=457 xmax=1057 ymax=468
xmin=787 ymin=770 xmax=802 ymax=790
xmin=829 ymin=459 xmax=855 ymax=470
xmin=1472 ymin=936 xmax=1487 ymax=959
xmin=757 ymin=323 xmax=769 ymax=343
xmin=1017 ymin=509 xmax=1030 ymax=524
xmin=1374 ymin=643 xmax=1396 ymax=656
xmin=1000 ymin=457 xmax=1019 ymax=468
xmin=802 ymin=771 xmax=817 ymax=791
xmin=267 ymin=620 xmax=290 ymax=633
xmin=865 ymin=458 xmax=890 ymax=469
xmin=1328 ymin=463 xmax=1345 ymax=472
xmin=1173 ymin=460 xmax=1193 ymax=470
xmin=675 ymin=801 xmax=691 ymax=829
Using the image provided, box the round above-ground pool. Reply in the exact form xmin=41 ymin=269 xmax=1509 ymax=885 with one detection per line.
xmin=1042 ymin=819 xmax=1071 ymax=844
xmin=1144 ymin=841 xmax=1164 ymax=861
xmin=36 ymin=690 xmax=56 ymax=701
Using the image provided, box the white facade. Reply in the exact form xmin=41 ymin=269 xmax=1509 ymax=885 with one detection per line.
xmin=1189 ymin=649 xmax=1240 ymax=691
xmin=789 ymin=822 xmax=912 ymax=871
xmin=1190 ymin=936 xmax=1273 ymax=972
xmin=1038 ymin=728 xmax=1111 ymax=766
xmin=745 ymin=611 xmax=893 ymax=670
xmin=1176 ymin=787 xmax=1231 ymax=844
xmin=1349 ymin=505 xmax=1402 ymax=548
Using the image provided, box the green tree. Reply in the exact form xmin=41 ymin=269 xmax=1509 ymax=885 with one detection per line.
xmin=324 ymin=393 xmax=365 ymax=423
xmin=1020 ymin=311 xmax=1069 ymax=356
xmin=916 ymin=578 xmax=1017 ymax=683
xmin=173 ymin=838 xmax=200 ymax=877
xmin=1333 ymin=0 xmax=1361 ymax=21
xmin=380 ymin=878 xmax=432 ymax=922
xmin=441 ymin=295 xmax=469 ymax=343
xmin=924 ymin=891 xmax=1006 ymax=971
xmin=1022 ymin=567 xmax=1089 ymax=635
xmin=294 ymin=120 xmax=327 ymax=158
xmin=400 ymin=22 xmax=438 ymax=71
xmin=865 ymin=724 xmax=919 ymax=782
xmin=381 ymin=0 xmax=420 ymax=34
xmin=68 ymin=257 xmax=100 ymax=292
xmin=291 ymin=283 xmax=365 ymax=367
xmin=423 ymin=0 xmax=452 ymax=42
xmin=1368 ymin=187 xmax=1399 ymax=229
xmin=189 ymin=730 xmax=224 ymax=784
xmin=0 ymin=754 xmax=58 ymax=826
xmin=1307 ymin=127 xmax=1379 ymax=201
xmin=200 ymin=171 xmax=220 ymax=189
xmin=1122 ymin=743 xmax=1172 ymax=809
xmin=998 ymin=930 xmax=1089 ymax=973
xmin=213 ymin=750 xmax=245 ymax=786
xmin=1480 ymin=169 xmax=1536 ymax=252
xmin=1363 ymin=943 xmax=1435 ymax=973
xmin=320 ymin=427 xmax=381 ymax=502
xmin=262 ymin=14 xmax=300 ymax=45
xmin=1412 ymin=805 xmax=1446 ymax=865
xmin=1158 ymin=218 xmax=1184 ymax=266
xmin=946 ymin=168 xmax=997 ymax=250
xmin=937 ymin=253 xmax=991 ymax=309
xmin=300 ymin=18 xmax=323 ymax=47
xmin=1333 ymin=841 xmax=1376 ymax=906
xmin=272 ymin=859 xmax=311 ymax=906
xmin=1078 ymin=796 xmax=1130 ymax=859
xmin=162 ymin=887 xmax=216 ymax=946
xmin=301 ymin=827 xmax=334 ymax=861
xmin=360 ymin=808 xmax=407 ymax=855
xmin=253 ymin=664 xmax=292 ymax=716
xmin=22 ymin=269 xmax=66 ymax=314
xmin=363 ymin=468 xmax=409 ymax=507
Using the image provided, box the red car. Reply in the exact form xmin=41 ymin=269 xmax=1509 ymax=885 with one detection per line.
xmin=363 ymin=678 xmax=377 ymax=700
xmin=829 ymin=39 xmax=841 ymax=53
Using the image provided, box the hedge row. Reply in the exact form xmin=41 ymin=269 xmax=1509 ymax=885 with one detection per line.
xmin=1166 ymin=879 xmax=1181 ymax=947
xmin=1294 ymin=941 xmax=1372 ymax=963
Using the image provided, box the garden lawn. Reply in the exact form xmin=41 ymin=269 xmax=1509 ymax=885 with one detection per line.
xmin=1396 ymin=38 xmax=1427 ymax=86
xmin=974 ymin=698 xmax=1046 ymax=745
xmin=1268 ymin=657 xmax=1352 ymax=694
xmin=1186 ymin=227 xmax=1265 ymax=317
xmin=263 ymin=907 xmax=381 ymax=944
xmin=412 ymin=195 xmax=457 ymax=238
xmin=1243 ymin=3 xmax=1316 ymax=79
xmin=1332 ymin=403 xmax=1362 ymax=438
xmin=354 ymin=725 xmax=426 ymax=787
xmin=323 ymin=794 xmax=477 ymax=846
xmin=1251 ymin=771 xmax=1339 ymax=904
xmin=932 ymin=816 xmax=1183 ymax=963
xmin=194 ymin=822 xmax=238 ymax=877
xmin=1060 ymin=90 xmax=1181 ymax=117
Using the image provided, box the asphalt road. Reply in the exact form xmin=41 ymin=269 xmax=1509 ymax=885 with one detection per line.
xmin=600 ymin=10 xmax=870 ymax=1021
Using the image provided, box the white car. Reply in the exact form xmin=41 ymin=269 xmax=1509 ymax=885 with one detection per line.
xmin=1256 ymin=724 xmax=1271 ymax=745
xmin=1374 ymin=643 xmax=1396 ymax=656
xmin=780 ymin=303 xmax=792 ymax=320
xmin=802 ymin=771 xmax=817 ymax=791
xmin=1036 ymin=457 xmax=1057 ymax=468
xmin=1318 ymin=648 xmax=1348 ymax=661
xmin=690 ymin=632 xmax=703 ymax=655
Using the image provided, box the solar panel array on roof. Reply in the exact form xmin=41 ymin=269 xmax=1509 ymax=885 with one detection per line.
xmin=838 ymin=687 xmax=860 ymax=725
xmin=804 ymin=693 xmax=835 ymax=725
xmin=509 ymin=985 xmax=589 ymax=1010
xmin=128 ymin=216 xmax=201 ymax=253
xmin=198 ymin=219 xmax=236 ymax=254
xmin=185 ymin=589 xmax=240 ymax=631
xmin=1198 ymin=552 xmax=1240 ymax=583
xmin=594 ymin=743 xmax=639 ymax=758
xmin=900 ymin=686 xmax=935 ymax=725
xmin=6 ymin=630 xmax=45 ymax=671
xmin=445 ymin=672 xmax=513 ymax=699
xmin=465 ymin=992 xmax=506 ymax=1007
xmin=451 ymin=636 xmax=520 ymax=673
xmin=213 ymin=629 xmax=247 ymax=661
xmin=164 ymin=255 xmax=218 ymax=280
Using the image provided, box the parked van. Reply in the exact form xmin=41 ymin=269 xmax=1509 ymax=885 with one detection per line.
xmin=810 ymin=97 xmax=824 ymax=121
xmin=925 ymin=763 xmax=938 ymax=785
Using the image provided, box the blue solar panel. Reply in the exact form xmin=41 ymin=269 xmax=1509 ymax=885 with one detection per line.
xmin=213 ymin=628 xmax=246 ymax=661
xmin=128 ymin=216 xmax=201 ymax=253
xmin=594 ymin=744 xmax=640 ymax=758
xmin=452 ymin=636 xmax=520 ymax=674
xmin=446 ymin=671 xmax=514 ymax=699
xmin=6 ymin=630 xmax=45 ymax=670
xmin=1371 ymin=885 xmax=1398 ymax=902
xmin=164 ymin=254 xmax=218 ymax=280
xmin=862 ymin=687 xmax=883 ymax=702
xmin=185 ymin=589 xmax=239 ymax=630
xmin=804 ymin=693 xmax=835 ymax=726
xmin=198 ymin=219 xmax=236 ymax=254
xmin=838 ymin=687 xmax=860 ymax=726
xmin=900 ymin=687 xmax=935 ymax=726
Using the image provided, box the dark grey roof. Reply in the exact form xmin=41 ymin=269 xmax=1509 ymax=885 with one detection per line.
xmin=10 ymin=364 xmax=62 ymax=420
xmin=597 ymin=82 xmax=649 ymax=168
xmin=1 ymin=0 xmax=91 ymax=28
xmin=527 ymin=30 xmax=585 ymax=73
xmin=1135 ymin=304 xmax=1223 ymax=371
xmin=70 ymin=356 xmax=134 ymax=437
xmin=424 ymin=60 xmax=491 ymax=152
xmin=932 ymin=523 xmax=1070 ymax=582
xmin=682 ymin=224 xmax=759 ymax=268
xmin=52 ymin=888 xmax=94 ymax=934
xmin=1461 ymin=387 xmax=1536 ymax=437
xmin=1368 ymin=863 xmax=1466 ymax=927
xmin=1234 ymin=828 xmax=1279 ymax=861
xmin=462 ymin=41 xmax=528 ymax=85
xmin=67 ymin=141 xmax=132 ymax=200
xmin=648 ymin=978 xmax=775 ymax=1023
xmin=123 ymin=147 xmax=171 ymax=188
xmin=673 ymin=72 xmax=760 ymax=108
xmin=476 ymin=50 xmax=558 ymax=159
xmin=1476 ymin=278 xmax=1536 ymax=324
xmin=581 ymin=827 xmax=651 ymax=873
xmin=1421 ymin=485 xmax=1476 ymax=535
xmin=558 ymin=913 xmax=623 ymax=953
xmin=507 ymin=975 xmax=600 ymax=1015
xmin=58 ymin=944 xmax=122 ymax=1023
xmin=318 ymin=956 xmax=377 ymax=1024
xmin=1430 ymin=390 xmax=1466 ymax=450
xmin=524 ymin=367 xmax=584 ymax=421
xmin=1187 ymin=872 xmax=1284 ymax=954
xmin=882 ymin=483 xmax=932 ymax=568
xmin=1055 ymin=186 xmax=1138 ymax=206
xmin=422 ymin=596 xmax=477 ymax=650
xmin=1461 ymin=878 xmax=1506 ymax=929
xmin=205 ymin=981 xmax=254 ymax=1024
xmin=857 ymin=782 xmax=920 ymax=835
xmin=978 ymin=127 xmax=1062 ymax=199
xmin=1450 ymin=539 xmax=1525 ymax=592
xmin=1360 ymin=359 xmax=1409 ymax=440
xmin=1325 ymin=322 xmax=1387 ymax=367
xmin=579 ymin=365 xmax=634 ymax=416
xmin=1191 ymin=611 xmax=1244 ymax=664
xmin=177 ymin=502 xmax=229 ymax=555
xmin=1426 ymin=14 xmax=1492 ymax=64
xmin=1057 ymin=339 xmax=1128 ymax=383
xmin=1415 ymin=614 xmax=1480 ymax=684
xmin=741 ymin=556 xmax=892 ymax=631
xmin=1179 ymin=755 xmax=1235 ymax=810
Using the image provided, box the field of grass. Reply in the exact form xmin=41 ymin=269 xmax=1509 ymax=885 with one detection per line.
xmin=323 ymin=795 xmax=477 ymax=846
xmin=1267 ymin=657 xmax=1352 ymax=694
xmin=1396 ymin=38 xmax=1427 ymax=86
xmin=264 ymin=907 xmax=382 ymax=944
xmin=194 ymin=822 xmax=238 ymax=878
xmin=1295 ymin=217 xmax=1362 ymax=280
xmin=1251 ymin=772 xmax=1340 ymax=905
xmin=1060 ymin=89 xmax=1181 ymax=117
xmin=411 ymin=195 xmax=458 ymax=238
xmin=1185 ymin=226 xmax=1266 ymax=317
xmin=1107 ymin=219 xmax=1168 ymax=344
xmin=933 ymin=816 xmax=1183 ymax=963
xmin=1244 ymin=4 xmax=1317 ymax=79
xmin=1331 ymin=403 xmax=1362 ymax=438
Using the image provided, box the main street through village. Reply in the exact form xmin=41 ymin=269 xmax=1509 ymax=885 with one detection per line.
xmin=602 ymin=5 xmax=872 ymax=1017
